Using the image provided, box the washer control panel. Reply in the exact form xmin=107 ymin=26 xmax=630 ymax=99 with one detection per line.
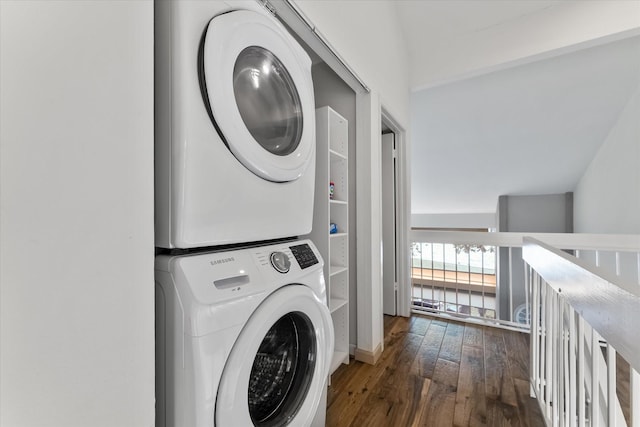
xmin=161 ymin=240 xmax=324 ymax=311
xmin=289 ymin=243 xmax=319 ymax=269
xmin=269 ymin=251 xmax=291 ymax=274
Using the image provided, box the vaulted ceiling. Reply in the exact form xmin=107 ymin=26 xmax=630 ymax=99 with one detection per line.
xmin=395 ymin=1 xmax=640 ymax=217
xmin=411 ymin=35 xmax=640 ymax=214
xmin=395 ymin=1 xmax=640 ymax=89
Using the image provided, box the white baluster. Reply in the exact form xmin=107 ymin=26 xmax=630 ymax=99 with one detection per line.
xmin=592 ymin=328 xmax=600 ymax=427
xmin=578 ymin=316 xmax=586 ymax=427
xmin=569 ymin=306 xmax=577 ymax=427
xmin=606 ymin=345 xmax=616 ymax=427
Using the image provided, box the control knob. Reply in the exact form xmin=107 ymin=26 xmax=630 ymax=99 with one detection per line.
xmin=270 ymin=251 xmax=291 ymax=274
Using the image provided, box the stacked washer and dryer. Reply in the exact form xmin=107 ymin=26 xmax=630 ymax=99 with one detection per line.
xmin=154 ymin=1 xmax=334 ymax=426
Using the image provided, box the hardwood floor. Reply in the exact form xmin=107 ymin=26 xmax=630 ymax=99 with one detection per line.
xmin=326 ymin=314 xmax=545 ymax=426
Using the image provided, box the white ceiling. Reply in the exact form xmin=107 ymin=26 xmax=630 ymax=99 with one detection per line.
xmin=410 ymin=35 xmax=640 ymax=215
xmin=396 ymin=1 xmax=640 ymax=89
xmin=396 ymin=0 xmax=560 ymax=88
xmin=396 ymin=1 xmax=640 ymax=217
xmin=397 ymin=0 xmax=556 ymax=42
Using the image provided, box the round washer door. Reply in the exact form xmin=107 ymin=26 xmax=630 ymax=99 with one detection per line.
xmin=202 ymin=10 xmax=315 ymax=183
xmin=216 ymin=285 xmax=334 ymax=427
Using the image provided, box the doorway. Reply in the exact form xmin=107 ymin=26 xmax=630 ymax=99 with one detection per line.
xmin=382 ymin=128 xmax=398 ymax=316
xmin=380 ymin=108 xmax=410 ymax=321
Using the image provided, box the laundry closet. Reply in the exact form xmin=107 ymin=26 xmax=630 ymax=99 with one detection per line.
xmin=308 ymin=62 xmax=358 ymax=372
xmin=153 ymin=1 xmax=338 ymax=426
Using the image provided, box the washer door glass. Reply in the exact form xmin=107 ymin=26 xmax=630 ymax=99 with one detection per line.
xmin=201 ymin=10 xmax=315 ymax=183
xmin=233 ymin=46 xmax=302 ymax=157
xmin=215 ymin=285 xmax=334 ymax=427
xmin=248 ymin=313 xmax=315 ymax=426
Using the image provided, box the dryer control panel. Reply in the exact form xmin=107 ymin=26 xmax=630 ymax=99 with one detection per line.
xmin=289 ymin=243 xmax=319 ymax=269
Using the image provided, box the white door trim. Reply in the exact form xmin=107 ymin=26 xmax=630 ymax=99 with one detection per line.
xmin=381 ymin=106 xmax=410 ymax=318
xmin=355 ymin=91 xmax=384 ymax=361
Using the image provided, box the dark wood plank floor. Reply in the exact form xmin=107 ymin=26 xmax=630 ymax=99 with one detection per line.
xmin=326 ymin=314 xmax=545 ymax=426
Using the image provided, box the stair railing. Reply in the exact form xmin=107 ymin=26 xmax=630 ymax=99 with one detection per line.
xmin=524 ymin=237 xmax=640 ymax=427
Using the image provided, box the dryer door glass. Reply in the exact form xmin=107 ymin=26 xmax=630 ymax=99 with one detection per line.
xmin=233 ymin=46 xmax=303 ymax=157
xmin=248 ymin=312 xmax=316 ymax=426
xmin=202 ymin=10 xmax=316 ymax=182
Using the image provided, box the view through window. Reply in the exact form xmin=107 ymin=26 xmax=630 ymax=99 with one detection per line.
xmin=412 ymin=232 xmax=497 ymax=319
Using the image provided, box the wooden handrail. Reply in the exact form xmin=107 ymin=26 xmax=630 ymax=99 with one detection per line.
xmin=523 ymin=237 xmax=640 ymax=372
xmin=411 ymin=229 xmax=640 ymax=252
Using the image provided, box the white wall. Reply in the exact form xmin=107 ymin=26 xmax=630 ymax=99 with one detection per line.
xmin=498 ymin=194 xmax=573 ymax=233
xmin=408 ymin=1 xmax=640 ymax=89
xmin=0 ymin=2 xmax=155 ymax=426
xmin=574 ymin=81 xmax=640 ymax=234
xmin=411 ymin=213 xmax=496 ymax=230
xmin=292 ymin=0 xmax=410 ymax=127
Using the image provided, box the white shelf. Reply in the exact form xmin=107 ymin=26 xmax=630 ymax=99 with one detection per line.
xmin=329 ymin=148 xmax=347 ymax=161
xmin=329 ymin=265 xmax=348 ymax=277
xmin=329 ymin=297 xmax=348 ymax=313
xmin=309 ymin=106 xmax=350 ymax=377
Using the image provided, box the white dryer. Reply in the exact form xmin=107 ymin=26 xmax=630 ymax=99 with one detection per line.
xmin=155 ymin=0 xmax=317 ymax=249
xmin=155 ymin=239 xmax=334 ymax=427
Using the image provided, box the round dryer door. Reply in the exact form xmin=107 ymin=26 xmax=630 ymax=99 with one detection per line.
xmin=216 ymin=285 xmax=334 ymax=427
xmin=201 ymin=10 xmax=315 ymax=183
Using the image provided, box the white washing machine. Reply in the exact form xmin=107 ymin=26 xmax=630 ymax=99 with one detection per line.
xmin=155 ymin=239 xmax=334 ymax=427
xmin=155 ymin=0 xmax=317 ymax=249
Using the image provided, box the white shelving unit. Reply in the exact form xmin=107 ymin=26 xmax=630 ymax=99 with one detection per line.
xmin=310 ymin=106 xmax=349 ymax=375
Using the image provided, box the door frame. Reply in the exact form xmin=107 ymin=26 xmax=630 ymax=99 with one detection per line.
xmin=354 ymin=93 xmax=411 ymax=364
xmin=381 ymin=106 xmax=410 ymax=318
